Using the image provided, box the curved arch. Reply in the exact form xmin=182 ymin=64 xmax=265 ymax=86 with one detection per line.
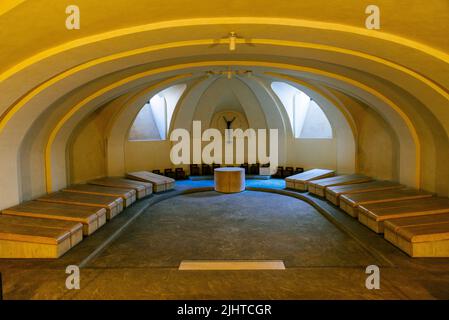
xmin=266 ymin=69 xmax=420 ymax=186
xmin=170 ymin=77 xmax=217 ymax=131
xmin=1 ymin=16 xmax=448 ymax=86
xmin=236 ymin=76 xmax=289 ymax=166
xmin=107 ymin=72 xmax=357 ymax=174
xmin=0 ymin=34 xmax=444 ymax=202
xmin=2 ymin=34 xmax=444 ymax=195
xmin=76 ymin=74 xmax=192 ymax=185
xmin=2 ymin=28 xmax=449 ymax=137
xmin=270 ymin=75 xmax=358 ymax=138
xmin=266 ymin=75 xmax=357 ymax=173
xmin=127 ymin=83 xmax=187 ymax=141
xmin=1 ymin=6 xmax=448 ymax=222
xmin=43 ymin=61 xmax=421 ymax=194
xmin=112 ymin=75 xmax=273 ymax=172
xmin=104 ymin=75 xmax=194 ymax=178
xmin=192 ymin=77 xmax=267 ymax=130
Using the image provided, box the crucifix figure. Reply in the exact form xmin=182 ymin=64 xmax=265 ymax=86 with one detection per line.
xmin=223 ymin=116 xmax=236 ymax=129
xmin=223 ymin=116 xmax=236 ymax=144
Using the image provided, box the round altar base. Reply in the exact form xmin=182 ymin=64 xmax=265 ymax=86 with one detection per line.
xmin=214 ymin=167 xmax=246 ymax=193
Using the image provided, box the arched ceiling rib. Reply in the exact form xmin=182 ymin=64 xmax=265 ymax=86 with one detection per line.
xmin=3 ymin=49 xmax=440 ymax=151
xmin=1 ymin=37 xmax=448 ymax=149
xmin=192 ymin=76 xmax=267 ymax=130
xmin=1 ymin=5 xmax=448 ymax=77
xmin=1 ymin=29 xmax=448 ymax=110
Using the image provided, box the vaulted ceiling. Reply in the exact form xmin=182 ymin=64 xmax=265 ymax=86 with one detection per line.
xmin=0 ymin=0 xmax=448 ymax=209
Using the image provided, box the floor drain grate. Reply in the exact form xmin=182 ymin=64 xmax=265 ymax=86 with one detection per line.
xmin=178 ymin=260 xmax=285 ymax=270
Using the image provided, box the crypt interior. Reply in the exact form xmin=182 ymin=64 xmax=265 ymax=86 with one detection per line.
xmin=0 ymin=0 xmax=449 ymax=299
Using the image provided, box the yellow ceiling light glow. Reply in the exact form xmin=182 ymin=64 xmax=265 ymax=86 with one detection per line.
xmin=2 ymin=37 xmax=448 ymax=138
xmin=1 ymin=16 xmax=449 ymax=84
xmin=0 ymin=0 xmax=25 ymax=16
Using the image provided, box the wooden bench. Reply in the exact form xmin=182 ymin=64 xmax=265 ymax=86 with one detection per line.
xmin=339 ymin=188 xmax=433 ymax=217
xmin=325 ymin=181 xmax=402 ymax=206
xmin=383 ymin=214 xmax=449 ymax=257
xmin=37 ymin=191 xmax=123 ymax=220
xmin=0 ymin=217 xmax=76 ymax=258
xmin=88 ymin=177 xmax=152 ymax=199
xmin=2 ymin=201 xmax=106 ymax=236
xmin=308 ymin=174 xmax=372 ymax=197
xmin=63 ymin=184 xmax=136 ymax=207
xmin=384 ymin=213 xmax=449 ymax=232
xmin=358 ymin=197 xmax=449 ymax=233
xmin=0 ymin=215 xmax=82 ymax=249
xmin=285 ymin=169 xmax=335 ymax=191
xmin=126 ymin=171 xmax=175 ymax=193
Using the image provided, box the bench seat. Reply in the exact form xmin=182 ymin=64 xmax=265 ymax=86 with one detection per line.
xmin=2 ymin=201 xmax=106 ymax=236
xmin=63 ymin=184 xmax=136 ymax=207
xmin=325 ymin=181 xmax=402 ymax=206
xmin=127 ymin=171 xmax=175 ymax=192
xmin=339 ymin=188 xmax=433 ymax=217
xmin=37 ymin=191 xmax=123 ymax=220
xmin=0 ymin=219 xmax=73 ymax=258
xmin=88 ymin=177 xmax=152 ymax=199
xmin=0 ymin=215 xmax=82 ymax=249
xmin=384 ymin=213 xmax=449 ymax=232
xmin=383 ymin=216 xmax=449 ymax=257
xmin=308 ymin=174 xmax=371 ymax=197
xmin=358 ymin=197 xmax=449 ymax=233
xmin=285 ymin=169 xmax=335 ymax=191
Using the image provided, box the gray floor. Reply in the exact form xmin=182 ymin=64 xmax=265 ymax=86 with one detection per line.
xmin=1 ymin=182 xmax=449 ymax=299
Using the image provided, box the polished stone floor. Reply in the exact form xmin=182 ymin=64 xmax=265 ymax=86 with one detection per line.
xmin=1 ymin=180 xmax=449 ymax=299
